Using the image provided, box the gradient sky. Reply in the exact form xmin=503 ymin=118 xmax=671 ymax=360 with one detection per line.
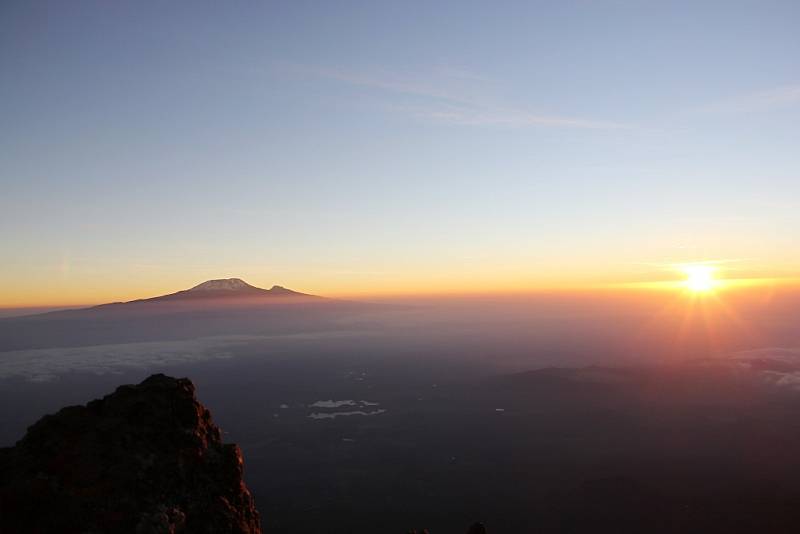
xmin=2 ymin=1 xmax=799 ymax=306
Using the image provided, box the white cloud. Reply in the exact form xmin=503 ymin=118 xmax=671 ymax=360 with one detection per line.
xmin=761 ymin=370 xmax=800 ymax=390
xmin=0 ymin=336 xmax=254 ymax=382
xmin=729 ymin=347 xmax=800 ymax=391
xmin=0 ymin=331 xmax=371 ymax=383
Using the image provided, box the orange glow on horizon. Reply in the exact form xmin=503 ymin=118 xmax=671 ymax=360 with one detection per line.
xmin=1 ymin=272 xmax=798 ymax=309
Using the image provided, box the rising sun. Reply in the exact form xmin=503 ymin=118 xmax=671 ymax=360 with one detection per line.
xmin=681 ymin=264 xmax=717 ymax=292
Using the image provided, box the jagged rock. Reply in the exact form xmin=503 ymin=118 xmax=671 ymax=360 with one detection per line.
xmin=0 ymin=374 xmax=261 ymax=533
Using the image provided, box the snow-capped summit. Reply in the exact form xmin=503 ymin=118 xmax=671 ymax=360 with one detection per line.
xmin=163 ymin=278 xmax=309 ymax=300
xmin=188 ymin=278 xmax=256 ymax=292
xmin=74 ymin=278 xmax=315 ymax=307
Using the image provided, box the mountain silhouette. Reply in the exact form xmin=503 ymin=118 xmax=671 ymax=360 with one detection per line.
xmin=118 ymin=278 xmax=313 ymax=305
xmin=0 ymin=279 xmax=374 ymax=352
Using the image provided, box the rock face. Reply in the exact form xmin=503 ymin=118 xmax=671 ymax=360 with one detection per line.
xmin=0 ymin=374 xmax=261 ymax=534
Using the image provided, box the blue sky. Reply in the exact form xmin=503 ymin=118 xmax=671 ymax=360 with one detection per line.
xmin=1 ymin=1 xmax=799 ymax=303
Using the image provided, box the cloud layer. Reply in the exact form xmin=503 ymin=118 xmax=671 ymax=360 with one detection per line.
xmin=0 ymin=337 xmax=259 ymax=382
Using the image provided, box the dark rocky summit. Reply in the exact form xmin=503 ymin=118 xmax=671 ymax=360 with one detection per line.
xmin=0 ymin=374 xmax=261 ymax=534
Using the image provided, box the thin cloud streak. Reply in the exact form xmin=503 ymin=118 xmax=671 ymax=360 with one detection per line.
xmin=409 ymin=104 xmax=630 ymax=129
xmin=280 ymin=62 xmax=477 ymax=105
xmin=280 ymin=62 xmax=631 ymax=130
xmin=699 ymin=84 xmax=800 ymax=114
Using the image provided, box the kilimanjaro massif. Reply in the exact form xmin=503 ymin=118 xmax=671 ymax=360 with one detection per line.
xmin=0 ymin=279 xmax=370 ymax=352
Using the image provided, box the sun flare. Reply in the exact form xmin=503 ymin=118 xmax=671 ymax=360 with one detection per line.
xmin=681 ymin=264 xmax=717 ymax=292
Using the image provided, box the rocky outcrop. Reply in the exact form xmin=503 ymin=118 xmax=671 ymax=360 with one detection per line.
xmin=0 ymin=374 xmax=261 ymax=534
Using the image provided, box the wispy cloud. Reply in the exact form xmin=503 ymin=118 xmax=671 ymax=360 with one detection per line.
xmin=730 ymin=347 xmax=800 ymax=391
xmin=700 ymin=84 xmax=800 ymax=114
xmin=0 ymin=332 xmax=372 ymax=382
xmin=279 ymin=62 xmax=630 ymax=130
xmin=408 ymin=105 xmax=629 ymax=129
xmin=291 ymin=64 xmax=473 ymax=104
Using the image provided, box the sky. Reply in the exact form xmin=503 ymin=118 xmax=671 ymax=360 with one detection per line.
xmin=1 ymin=1 xmax=799 ymax=306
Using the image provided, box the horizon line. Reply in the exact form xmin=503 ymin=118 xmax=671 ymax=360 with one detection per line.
xmin=2 ymin=276 xmax=797 ymax=311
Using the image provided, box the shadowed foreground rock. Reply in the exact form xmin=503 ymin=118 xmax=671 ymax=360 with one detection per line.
xmin=0 ymin=374 xmax=261 ymax=533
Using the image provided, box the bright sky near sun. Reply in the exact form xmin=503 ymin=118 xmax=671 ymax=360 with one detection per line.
xmin=1 ymin=1 xmax=799 ymax=305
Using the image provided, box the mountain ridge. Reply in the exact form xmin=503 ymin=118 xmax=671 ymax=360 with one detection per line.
xmin=125 ymin=278 xmax=313 ymax=305
xmin=21 ymin=278 xmax=320 ymax=316
xmin=0 ymin=279 xmax=374 ymax=352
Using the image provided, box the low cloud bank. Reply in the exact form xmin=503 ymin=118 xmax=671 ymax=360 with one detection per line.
xmin=0 ymin=336 xmax=258 ymax=382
